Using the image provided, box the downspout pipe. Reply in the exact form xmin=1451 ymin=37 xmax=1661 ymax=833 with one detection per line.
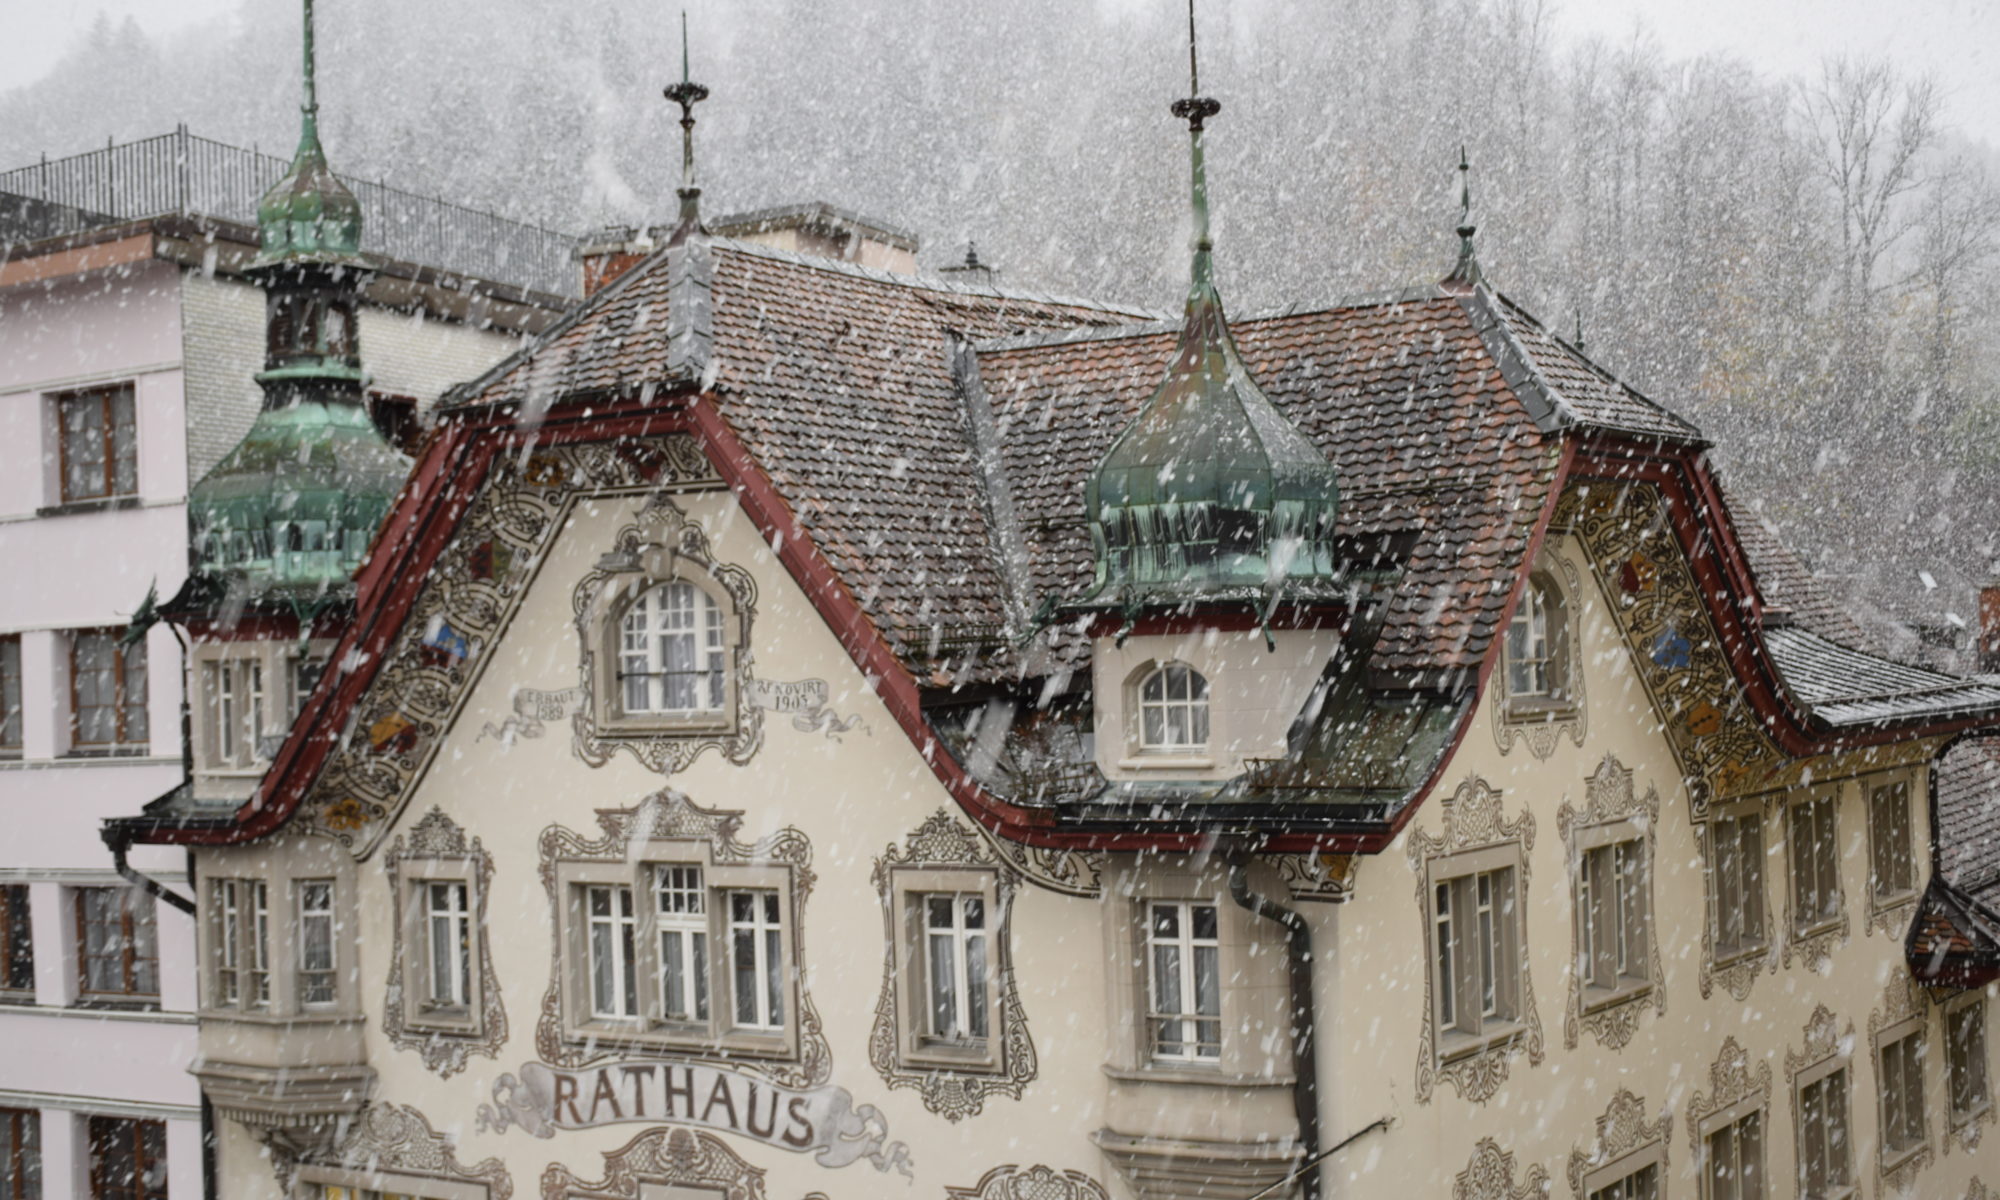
xmin=1229 ymin=858 xmax=1321 ymax=1200
xmin=105 ymin=826 xmax=196 ymax=917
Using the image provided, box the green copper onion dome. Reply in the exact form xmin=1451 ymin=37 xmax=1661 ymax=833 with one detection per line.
xmin=184 ymin=0 xmax=407 ymax=602
xmin=1083 ymin=58 xmax=1339 ymax=599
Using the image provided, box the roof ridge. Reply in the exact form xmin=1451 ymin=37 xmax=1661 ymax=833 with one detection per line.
xmin=709 ymin=236 xmax=1159 ymax=318
xmin=1489 ymin=289 xmax=1701 ymax=437
xmin=971 ymin=284 xmax=1456 ymax=355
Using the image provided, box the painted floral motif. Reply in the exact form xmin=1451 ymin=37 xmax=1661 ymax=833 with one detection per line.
xmin=540 ymin=1127 xmax=764 ymax=1200
xmin=1557 ymin=754 xmax=1667 ymax=1052
xmin=1454 ymin=1137 xmax=1550 ymax=1199
xmin=1684 ymin=1038 xmax=1771 ymax=1163
xmin=381 ymin=808 xmax=508 ymax=1078
xmin=946 ymin=1164 xmax=1111 ymax=1200
xmin=1565 ymin=1089 xmax=1668 ymax=1199
xmin=299 ymin=434 xmax=721 ymax=858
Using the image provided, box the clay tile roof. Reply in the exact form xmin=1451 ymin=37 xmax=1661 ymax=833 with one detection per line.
xmin=1725 ymin=491 xmax=1877 ymax=649
xmin=1938 ymin=736 xmax=2000 ymax=893
xmin=1488 ymin=292 xmax=1703 ymax=442
xmin=975 ymin=293 xmax=1563 ymax=677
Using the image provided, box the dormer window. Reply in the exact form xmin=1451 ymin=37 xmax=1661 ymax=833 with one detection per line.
xmin=618 ymin=581 xmax=726 ymax=715
xmin=1138 ymin=663 xmax=1209 ymax=752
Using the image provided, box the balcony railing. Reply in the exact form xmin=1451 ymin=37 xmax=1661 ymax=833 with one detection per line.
xmin=0 ymin=127 xmax=579 ymax=298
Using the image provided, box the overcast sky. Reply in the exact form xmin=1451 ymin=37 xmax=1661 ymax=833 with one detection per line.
xmin=0 ymin=0 xmax=1995 ymax=148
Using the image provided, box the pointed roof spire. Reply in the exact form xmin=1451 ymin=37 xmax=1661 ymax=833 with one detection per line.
xmin=663 ymin=11 xmax=711 ymax=239
xmin=1441 ymin=145 xmax=1484 ymax=293
xmin=253 ymin=0 xmax=364 ymax=268
xmin=1080 ymin=0 xmax=1342 ymax=602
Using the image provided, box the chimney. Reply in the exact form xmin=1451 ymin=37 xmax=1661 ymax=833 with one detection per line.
xmin=708 ymin=202 xmax=919 ymax=274
xmin=576 ymin=225 xmax=670 ymax=299
xmin=1979 ymin=581 xmax=2000 ymax=673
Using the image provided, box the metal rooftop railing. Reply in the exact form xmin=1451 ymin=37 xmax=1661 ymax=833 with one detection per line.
xmin=0 ymin=127 xmax=580 ymax=298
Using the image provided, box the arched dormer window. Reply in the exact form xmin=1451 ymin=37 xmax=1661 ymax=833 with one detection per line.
xmin=1137 ymin=663 xmax=1210 ymax=752
xmin=1505 ymin=573 xmax=1569 ymax=707
xmin=618 ymin=580 xmax=726 ymax=715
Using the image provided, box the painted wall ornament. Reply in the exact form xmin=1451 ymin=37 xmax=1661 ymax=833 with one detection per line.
xmin=1684 ymin=1037 xmax=1771 ymax=1164
xmin=533 ymin=791 xmax=831 ymax=1088
xmin=1408 ymin=774 xmax=1546 ymax=1104
xmin=1565 ymin=1089 xmax=1668 ymax=1200
xmin=946 ymin=1163 xmax=1111 ymax=1200
xmin=1557 ymin=755 xmax=1666 ymax=1051
xmin=266 ymin=1102 xmax=511 ymax=1200
xmin=1563 ymin=482 xmax=1787 ymax=819
xmin=1454 ymin=1137 xmax=1551 ymax=1199
xmin=296 ymin=434 xmax=723 ymax=858
xmin=1493 ymin=551 xmax=1588 ymax=761
xmin=868 ymin=810 xmax=1037 ymax=1121
xmin=475 ymin=1061 xmax=912 ymax=1175
xmin=381 ymin=808 xmax=508 ymax=1078
xmin=540 ymin=1126 xmax=766 ymax=1200
xmin=1869 ymin=975 xmax=1937 ymax=1187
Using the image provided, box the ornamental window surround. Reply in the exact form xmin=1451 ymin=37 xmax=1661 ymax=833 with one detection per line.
xmin=1700 ymin=1108 xmax=1764 ymax=1200
xmin=883 ymin=866 xmax=1005 ymax=1072
xmin=1585 ymin=1162 xmax=1660 ymax=1200
xmin=1944 ymin=993 xmax=1991 ymax=1131
xmin=591 ymin=568 xmax=746 ymax=738
xmin=553 ymin=847 xmax=800 ymax=1060
xmin=1875 ymin=1018 xmax=1929 ymax=1169
xmin=384 ymin=810 xmax=505 ymax=1077
xmin=307 ymin=1170 xmax=486 ymax=1200
xmin=1788 ymin=789 xmax=1844 ymax=937
xmin=1504 ymin=571 xmax=1571 ymax=710
xmin=1791 ymin=1028 xmax=1855 ymax=1200
xmin=1707 ymin=800 xmax=1768 ymax=966
xmin=1574 ymin=819 xmax=1651 ymax=1008
xmin=1866 ymin=779 xmax=1917 ymax=911
xmin=1428 ymin=846 xmax=1526 ymax=1057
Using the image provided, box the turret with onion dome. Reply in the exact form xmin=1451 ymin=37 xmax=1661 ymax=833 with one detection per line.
xmin=1080 ymin=20 xmax=1339 ymax=604
xmin=184 ymin=0 xmax=406 ymax=602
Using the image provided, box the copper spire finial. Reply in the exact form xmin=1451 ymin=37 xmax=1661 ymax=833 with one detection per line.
xmin=662 ymin=11 xmax=710 ymax=233
xmin=1168 ymin=0 xmax=1221 ymax=278
xmin=1443 ymin=144 xmax=1485 ymax=292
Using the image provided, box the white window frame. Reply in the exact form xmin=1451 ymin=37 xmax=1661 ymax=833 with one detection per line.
xmin=583 ymin=883 xmax=639 ymax=1022
xmin=886 ymin=866 xmax=1004 ymax=1073
xmin=617 ymin=580 xmax=728 ymax=717
xmin=591 ymin=569 xmax=744 ymax=739
xmin=1874 ymin=1016 xmax=1929 ymax=1169
xmin=209 ymin=877 xmax=270 ymax=1012
xmin=1134 ymin=662 xmax=1210 ymax=754
xmin=726 ymin=888 xmax=785 ymax=1032
xmin=1145 ymin=898 xmax=1222 ymax=1063
xmin=553 ymin=848 xmax=798 ymax=1059
xmin=1788 ymin=790 xmax=1843 ymax=937
xmin=1793 ymin=1054 xmax=1855 ymax=1199
xmin=655 ymin=865 xmax=708 ymax=1025
xmin=921 ymin=892 xmax=989 ymax=1043
xmin=1944 ymin=992 xmax=1991 ymax=1130
xmin=1708 ymin=801 xmax=1768 ymax=967
xmin=1575 ymin=817 xmax=1651 ymax=1008
xmin=393 ymin=856 xmax=486 ymax=1037
xmin=295 ymin=879 xmax=336 ymax=1008
xmin=1428 ymin=843 xmax=1525 ymax=1059
xmin=1506 ymin=574 xmax=1555 ymax=701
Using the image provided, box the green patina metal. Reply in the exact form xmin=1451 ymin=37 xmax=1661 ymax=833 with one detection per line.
xmin=185 ymin=0 xmax=406 ymax=602
xmin=1082 ymin=72 xmax=1339 ymax=602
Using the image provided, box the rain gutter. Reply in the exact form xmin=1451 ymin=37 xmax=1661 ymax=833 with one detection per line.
xmin=1228 ymin=859 xmax=1321 ymax=1200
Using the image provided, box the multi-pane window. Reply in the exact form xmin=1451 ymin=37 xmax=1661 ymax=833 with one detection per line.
xmin=0 ymin=636 xmax=21 ymax=754
xmin=75 ymin=888 xmax=158 ymax=1001
xmin=0 ymin=1108 xmax=38 ymax=1200
xmin=1789 ymin=794 xmax=1842 ymax=931
xmin=1867 ymin=782 xmax=1916 ymax=903
xmin=1797 ymin=1066 xmax=1853 ymax=1198
xmin=922 ymin=893 xmax=989 ymax=1043
xmin=1703 ymin=1111 xmax=1763 ymax=1200
xmin=1137 ymin=664 xmax=1209 ymax=751
xmin=1506 ymin=576 xmax=1556 ymax=699
xmin=290 ymin=655 xmax=325 ymax=721
xmin=57 ymin=385 xmax=137 ymax=503
xmin=86 ymin=1117 xmax=164 ymax=1200
xmin=211 ymin=879 xmax=269 ymax=1010
xmin=203 ymin=658 xmax=267 ymax=769
xmin=1878 ymin=1028 xmax=1928 ymax=1158
xmin=1588 ymin=1164 xmax=1659 ymax=1200
xmin=70 ymin=632 xmax=147 ymax=751
xmin=424 ymin=881 xmax=472 ymax=1013
xmin=656 ymin=867 xmax=707 ymax=1023
xmin=729 ymin=890 xmax=785 ymax=1031
xmin=1577 ymin=837 xmax=1648 ymax=996
xmin=297 ymin=881 xmax=336 ymax=1006
xmin=0 ymin=887 xmax=32 ymax=997
xmin=585 ymin=884 xmax=638 ymax=1020
xmin=1433 ymin=866 xmax=1520 ymax=1041
xmin=619 ymin=582 xmax=726 ymax=714
xmin=1147 ymin=900 xmax=1220 ymax=1061
xmin=1711 ymin=808 xmax=1766 ymax=962
xmin=1946 ymin=997 xmax=1991 ymax=1124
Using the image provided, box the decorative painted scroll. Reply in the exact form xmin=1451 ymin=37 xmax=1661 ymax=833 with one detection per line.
xmin=747 ymin=678 xmax=867 ymax=738
xmin=474 ymin=1061 xmax=911 ymax=1176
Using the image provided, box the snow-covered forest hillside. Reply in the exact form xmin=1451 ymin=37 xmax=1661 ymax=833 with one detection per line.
xmin=5 ymin=0 xmax=1998 ymax=657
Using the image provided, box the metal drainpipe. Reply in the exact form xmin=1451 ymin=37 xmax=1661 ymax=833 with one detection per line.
xmin=1228 ymin=859 xmax=1321 ymax=1200
xmin=107 ymin=829 xmax=195 ymax=916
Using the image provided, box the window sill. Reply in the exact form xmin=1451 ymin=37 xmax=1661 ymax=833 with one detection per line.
xmin=901 ymin=1040 xmax=999 ymax=1074
xmin=72 ymin=997 xmax=161 ymax=1013
xmin=1880 ymin=1141 xmax=1928 ymax=1173
xmin=36 ymin=496 xmax=141 ymax=519
xmin=1949 ymin=1100 xmax=1993 ymax=1130
xmin=1870 ymin=891 xmax=1918 ymax=917
xmin=1501 ymin=699 xmax=1578 ymax=723
xmin=409 ymin=1007 xmax=481 ymax=1036
xmin=62 ymin=747 xmax=151 ymax=760
xmin=203 ymin=1007 xmax=357 ymax=1026
xmin=599 ymin=713 xmax=737 ymax=739
xmin=1103 ymin=1063 xmax=1292 ymax=1089
xmin=1439 ymin=1021 xmax=1526 ymax=1064
xmin=1580 ymin=980 xmax=1653 ymax=1015
xmin=1712 ymin=944 xmax=1769 ymax=970
xmin=1793 ymin=916 xmax=1846 ymax=941
xmin=566 ymin=1022 xmax=796 ymax=1062
xmin=1117 ymin=754 xmax=1216 ymax=772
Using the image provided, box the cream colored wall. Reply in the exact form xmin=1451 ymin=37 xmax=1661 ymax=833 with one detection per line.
xmin=1318 ymin=530 xmax=1994 ymax=1198
xmin=199 ymin=498 xmax=1995 ymax=1200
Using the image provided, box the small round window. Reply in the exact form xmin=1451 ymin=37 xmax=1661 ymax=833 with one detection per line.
xmin=1138 ymin=663 xmax=1210 ymax=751
xmin=618 ymin=581 xmax=726 ymax=714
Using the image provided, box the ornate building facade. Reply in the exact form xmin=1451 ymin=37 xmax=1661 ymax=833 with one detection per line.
xmin=104 ymin=8 xmax=2000 ymax=1200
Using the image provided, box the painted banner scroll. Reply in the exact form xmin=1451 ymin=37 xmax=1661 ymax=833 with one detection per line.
xmin=475 ymin=1061 xmax=911 ymax=1175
